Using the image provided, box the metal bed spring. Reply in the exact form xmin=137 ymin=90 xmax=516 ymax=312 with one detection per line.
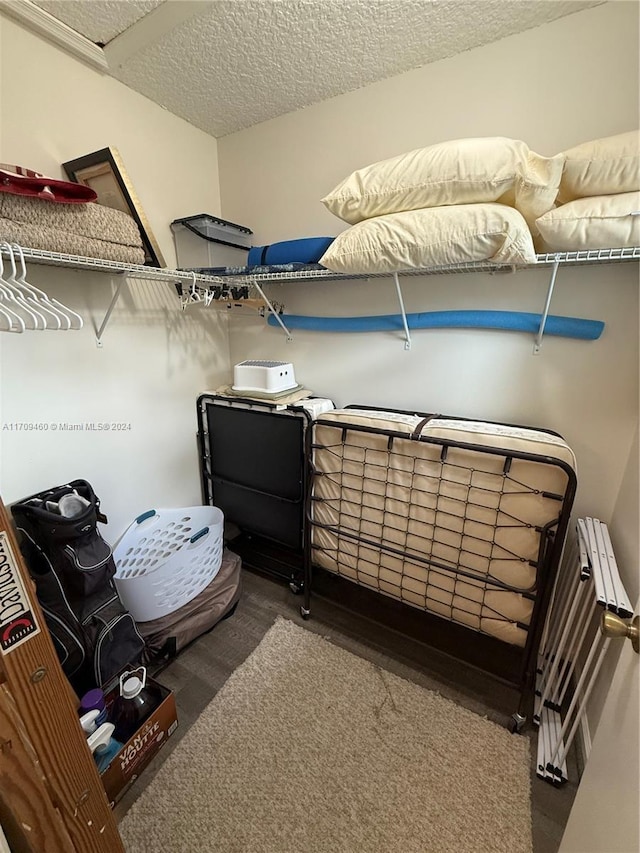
xmin=301 ymin=418 xmax=577 ymax=731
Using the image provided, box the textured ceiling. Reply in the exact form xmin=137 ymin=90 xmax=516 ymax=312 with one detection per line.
xmin=33 ymin=0 xmax=602 ymax=137
xmin=34 ymin=0 xmax=163 ymax=43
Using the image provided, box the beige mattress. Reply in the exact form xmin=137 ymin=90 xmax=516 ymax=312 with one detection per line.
xmin=0 ymin=217 xmax=146 ymax=265
xmin=0 ymin=193 xmax=145 ymax=264
xmin=311 ymin=409 xmax=576 ymax=648
xmin=0 ymin=194 xmax=143 ymax=247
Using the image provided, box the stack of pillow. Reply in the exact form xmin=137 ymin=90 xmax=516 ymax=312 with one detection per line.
xmin=319 ymin=132 xmax=639 ymax=274
xmin=535 ymin=130 xmax=639 ymax=252
xmin=318 ymin=137 xmax=564 ymax=274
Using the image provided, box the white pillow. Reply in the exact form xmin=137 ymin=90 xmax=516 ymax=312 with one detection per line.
xmin=321 ymin=137 xmax=564 ymax=229
xmin=319 ymin=204 xmax=537 ymax=274
xmin=558 ymin=130 xmax=640 ymax=203
xmin=536 ymin=192 xmax=640 ymax=251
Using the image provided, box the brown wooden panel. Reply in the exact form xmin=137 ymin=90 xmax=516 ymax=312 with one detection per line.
xmin=0 ymin=498 xmax=123 ymax=852
xmin=0 ymin=684 xmax=73 ymax=853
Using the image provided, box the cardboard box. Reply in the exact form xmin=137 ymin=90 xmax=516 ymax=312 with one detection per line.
xmin=99 ymin=677 xmax=178 ymax=806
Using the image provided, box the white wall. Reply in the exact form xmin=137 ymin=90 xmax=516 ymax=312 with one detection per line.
xmin=0 ymin=18 xmax=221 ymax=269
xmin=0 ymin=17 xmax=229 ymax=538
xmin=219 ymin=2 xmax=638 ymax=243
xmin=219 ymin=1 xmax=639 ymax=549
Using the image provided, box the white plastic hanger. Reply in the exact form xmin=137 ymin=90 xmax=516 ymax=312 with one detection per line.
xmin=11 ymin=243 xmax=67 ymax=329
xmin=2 ymin=244 xmax=84 ymax=330
xmin=0 ymin=248 xmax=27 ymax=332
xmin=7 ymin=243 xmax=64 ymax=329
xmin=188 ymin=272 xmax=202 ymax=304
xmin=0 ymin=274 xmax=25 ymax=332
xmin=0 ymin=243 xmax=46 ymax=329
xmin=21 ymin=243 xmax=84 ymax=331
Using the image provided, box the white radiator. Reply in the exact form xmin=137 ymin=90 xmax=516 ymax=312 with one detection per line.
xmin=534 ymin=517 xmax=632 ymax=784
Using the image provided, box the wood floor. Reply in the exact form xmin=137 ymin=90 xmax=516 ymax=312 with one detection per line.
xmin=115 ymin=567 xmax=579 ymax=852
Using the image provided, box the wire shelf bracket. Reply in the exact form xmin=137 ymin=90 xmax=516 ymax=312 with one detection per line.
xmin=252 ymin=280 xmax=292 ymax=341
xmin=392 ymin=272 xmax=411 ymax=350
xmin=534 ymin=255 xmax=561 ymax=355
xmin=95 ymin=274 xmax=127 ymax=347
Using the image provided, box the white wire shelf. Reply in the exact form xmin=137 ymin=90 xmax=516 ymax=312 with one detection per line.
xmin=0 ymin=244 xmax=261 ymax=344
xmin=0 ymin=246 xmax=233 ymax=285
xmin=2 ymin=245 xmax=638 ymax=287
xmin=536 ymin=247 xmax=640 ymax=265
xmin=218 ymin=247 xmax=640 ymax=284
xmin=2 ymin=243 xmax=638 ymax=348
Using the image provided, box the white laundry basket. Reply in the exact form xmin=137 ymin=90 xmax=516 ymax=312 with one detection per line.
xmin=113 ymin=506 xmax=224 ymax=623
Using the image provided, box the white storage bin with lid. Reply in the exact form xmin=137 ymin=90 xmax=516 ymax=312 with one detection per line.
xmin=113 ymin=506 xmax=224 ymax=623
xmin=171 ymin=214 xmax=253 ymax=269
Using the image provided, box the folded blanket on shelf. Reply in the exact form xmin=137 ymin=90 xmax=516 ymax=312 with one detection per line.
xmin=0 ymin=193 xmax=143 ymax=248
xmin=0 ymin=217 xmax=146 ymax=265
xmin=247 ymin=237 xmax=334 ymax=266
xmin=214 ymin=384 xmax=313 ymax=404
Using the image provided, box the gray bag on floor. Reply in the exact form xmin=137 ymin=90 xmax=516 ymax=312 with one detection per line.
xmin=137 ymin=548 xmax=242 ymax=668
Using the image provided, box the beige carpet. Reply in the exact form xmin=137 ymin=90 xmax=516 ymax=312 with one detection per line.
xmin=119 ymin=618 xmax=532 ymax=853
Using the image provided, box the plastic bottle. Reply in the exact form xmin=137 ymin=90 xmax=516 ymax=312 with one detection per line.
xmin=79 ymin=688 xmax=108 ymax=726
xmin=87 ymin=723 xmax=123 ymax=773
xmin=94 ymin=737 xmax=122 ymax=773
xmin=111 ymin=667 xmax=162 ymax=743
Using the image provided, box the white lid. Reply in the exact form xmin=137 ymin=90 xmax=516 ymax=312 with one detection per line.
xmin=122 ymin=676 xmax=143 ymax=699
xmin=87 ymin=722 xmax=115 ymax=754
xmin=80 ymin=709 xmax=100 ymax=733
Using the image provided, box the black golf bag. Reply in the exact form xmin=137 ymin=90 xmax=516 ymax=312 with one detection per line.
xmin=11 ymin=480 xmax=144 ymax=694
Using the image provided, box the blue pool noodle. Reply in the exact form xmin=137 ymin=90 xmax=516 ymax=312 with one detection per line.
xmin=267 ymin=310 xmax=604 ymax=340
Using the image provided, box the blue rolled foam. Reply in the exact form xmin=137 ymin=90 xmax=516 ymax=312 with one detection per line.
xmin=248 ymin=237 xmax=335 ymax=266
xmin=267 ymin=310 xmax=604 ymax=340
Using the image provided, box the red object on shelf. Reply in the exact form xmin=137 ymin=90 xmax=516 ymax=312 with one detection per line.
xmin=0 ymin=163 xmax=97 ymax=203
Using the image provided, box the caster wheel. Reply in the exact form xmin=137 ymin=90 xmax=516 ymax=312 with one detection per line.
xmin=289 ymin=582 xmax=303 ymax=595
xmin=508 ymin=713 xmax=526 ymax=734
xmin=300 ymin=606 xmax=311 ymax=620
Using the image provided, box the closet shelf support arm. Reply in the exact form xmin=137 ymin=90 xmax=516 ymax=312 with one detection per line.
xmin=96 ymin=274 xmax=127 ymax=347
xmin=392 ymin=272 xmax=411 ymax=350
xmin=534 ymin=256 xmax=561 ymax=355
xmin=252 ymin=281 xmax=292 ymax=341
